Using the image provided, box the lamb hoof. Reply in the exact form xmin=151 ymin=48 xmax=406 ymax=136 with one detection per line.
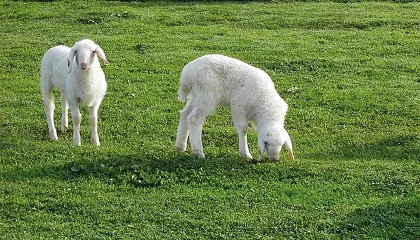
xmin=175 ymin=145 xmax=186 ymax=152
xmin=50 ymin=133 xmax=58 ymax=141
xmin=240 ymin=153 xmax=253 ymax=159
xmin=92 ymin=138 xmax=100 ymax=147
xmin=193 ymin=151 xmax=205 ymax=159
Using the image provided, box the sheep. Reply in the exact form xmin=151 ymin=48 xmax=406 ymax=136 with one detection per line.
xmin=40 ymin=39 xmax=109 ymax=146
xmin=175 ymin=54 xmax=294 ymax=162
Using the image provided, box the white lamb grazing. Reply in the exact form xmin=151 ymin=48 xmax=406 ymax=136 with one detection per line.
xmin=175 ymin=54 xmax=294 ymax=162
xmin=40 ymin=39 xmax=109 ymax=146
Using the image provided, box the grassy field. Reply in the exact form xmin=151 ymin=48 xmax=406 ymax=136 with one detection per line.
xmin=0 ymin=0 xmax=419 ymax=239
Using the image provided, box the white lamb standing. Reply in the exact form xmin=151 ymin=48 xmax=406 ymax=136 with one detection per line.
xmin=40 ymin=39 xmax=109 ymax=146
xmin=175 ymin=54 xmax=294 ymax=161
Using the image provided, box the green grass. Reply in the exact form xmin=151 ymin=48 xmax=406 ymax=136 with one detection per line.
xmin=1 ymin=0 xmax=419 ymax=239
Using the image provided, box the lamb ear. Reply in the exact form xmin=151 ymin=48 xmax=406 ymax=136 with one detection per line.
xmin=283 ymin=130 xmax=295 ymax=160
xmin=258 ymin=136 xmax=265 ymax=161
xmin=67 ymin=48 xmax=76 ymax=73
xmin=95 ymin=45 xmax=109 ymax=65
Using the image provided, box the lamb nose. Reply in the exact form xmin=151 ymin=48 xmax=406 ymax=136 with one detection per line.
xmin=80 ymin=63 xmax=88 ymax=69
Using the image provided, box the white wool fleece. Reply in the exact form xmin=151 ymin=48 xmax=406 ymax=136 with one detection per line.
xmin=175 ymin=54 xmax=294 ymax=161
xmin=40 ymin=39 xmax=109 ymax=146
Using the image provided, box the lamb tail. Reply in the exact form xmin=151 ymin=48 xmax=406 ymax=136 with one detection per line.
xmin=178 ymin=83 xmax=190 ymax=103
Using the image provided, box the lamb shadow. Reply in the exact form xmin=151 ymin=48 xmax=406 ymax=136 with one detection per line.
xmin=307 ymin=134 xmax=419 ymax=161
xmin=0 ymin=150 xmax=256 ymax=188
xmin=62 ymin=153 xmax=237 ymax=188
xmin=331 ymin=198 xmax=420 ymax=239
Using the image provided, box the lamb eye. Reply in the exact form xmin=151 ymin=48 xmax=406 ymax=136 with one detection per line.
xmin=91 ymin=50 xmax=96 ymax=54
xmin=74 ymin=50 xmax=77 ymax=54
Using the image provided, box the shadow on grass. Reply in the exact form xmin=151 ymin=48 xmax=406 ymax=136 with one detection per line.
xmin=333 ymin=198 xmax=420 ymax=239
xmin=0 ymin=148 xmax=244 ymax=186
xmin=308 ymin=134 xmax=420 ymax=161
xmin=0 ymin=146 xmax=312 ymax=189
xmin=2 ymin=133 xmax=417 ymax=189
xmin=62 ymin=153 xmax=254 ymax=188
